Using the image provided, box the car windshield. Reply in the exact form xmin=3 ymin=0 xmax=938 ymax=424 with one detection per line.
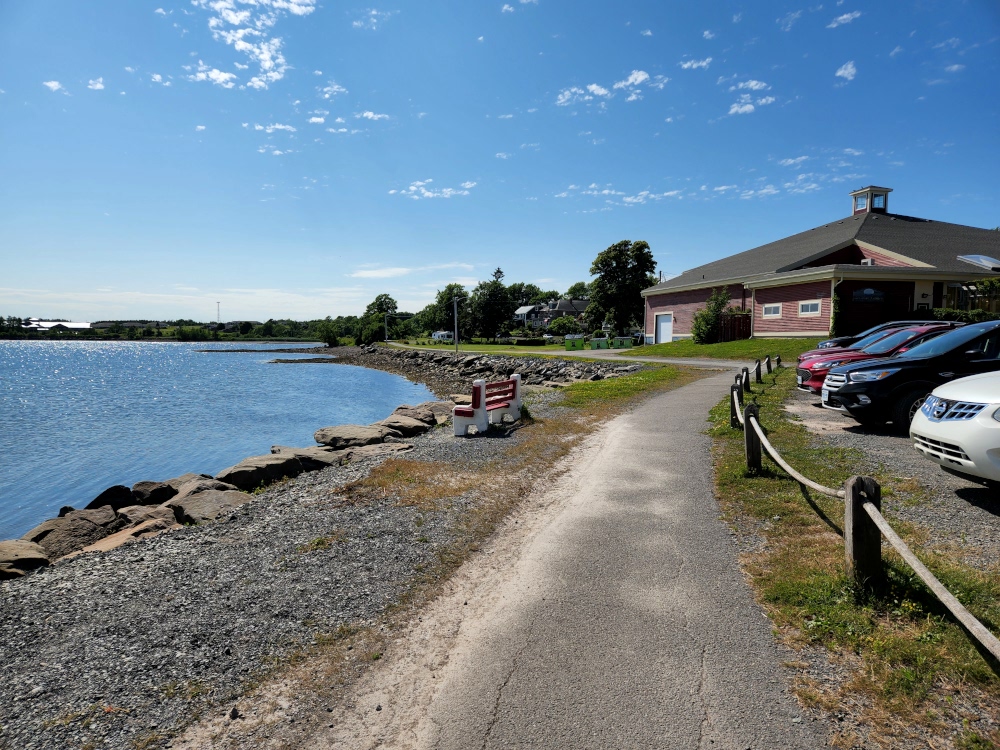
xmin=850 ymin=329 xmax=903 ymax=350
xmin=861 ymin=329 xmax=919 ymax=355
xmin=896 ymin=325 xmax=987 ymax=359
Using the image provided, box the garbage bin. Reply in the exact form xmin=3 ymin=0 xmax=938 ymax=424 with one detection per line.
xmin=564 ymin=334 xmax=585 ymax=351
xmin=590 ymin=337 xmax=609 ymax=350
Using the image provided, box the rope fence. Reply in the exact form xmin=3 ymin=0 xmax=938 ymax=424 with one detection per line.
xmin=730 ymin=355 xmax=1000 ymax=664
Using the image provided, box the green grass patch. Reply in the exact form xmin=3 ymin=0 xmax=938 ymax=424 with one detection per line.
xmin=558 ymin=364 xmax=696 ymax=408
xmin=710 ymin=367 xmax=1000 ymax=740
xmin=641 ymin=337 xmax=822 ymax=362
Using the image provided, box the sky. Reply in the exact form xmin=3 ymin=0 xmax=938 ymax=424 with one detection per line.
xmin=1 ymin=0 xmax=998 ymax=322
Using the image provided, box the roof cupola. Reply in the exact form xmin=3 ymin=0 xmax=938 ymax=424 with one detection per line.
xmin=849 ymin=185 xmax=892 ymax=215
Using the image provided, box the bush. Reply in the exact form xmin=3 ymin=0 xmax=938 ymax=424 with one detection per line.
xmin=547 ymin=316 xmax=581 ymax=336
xmin=690 ymin=288 xmax=732 ymax=344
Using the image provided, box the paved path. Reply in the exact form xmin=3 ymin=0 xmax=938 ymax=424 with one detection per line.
xmin=417 ymin=371 xmax=824 ymax=749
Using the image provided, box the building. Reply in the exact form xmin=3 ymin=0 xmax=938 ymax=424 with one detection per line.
xmin=513 ymin=299 xmax=589 ymax=329
xmin=642 ymin=186 xmax=1000 ymax=341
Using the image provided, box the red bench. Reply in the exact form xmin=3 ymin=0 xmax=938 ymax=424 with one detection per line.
xmin=453 ymin=374 xmax=522 ymax=436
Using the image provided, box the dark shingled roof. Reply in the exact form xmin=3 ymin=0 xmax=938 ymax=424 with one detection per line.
xmin=644 ymin=211 xmax=1000 ymax=293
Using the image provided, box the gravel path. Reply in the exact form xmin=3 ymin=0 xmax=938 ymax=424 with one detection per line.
xmin=784 ymin=388 xmax=1000 ymax=572
xmin=0 ymin=386 xmax=565 ymax=750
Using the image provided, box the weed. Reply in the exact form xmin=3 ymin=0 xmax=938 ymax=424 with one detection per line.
xmin=296 ymin=530 xmax=346 ymax=553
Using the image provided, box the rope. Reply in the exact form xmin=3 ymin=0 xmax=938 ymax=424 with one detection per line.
xmin=732 ymin=389 xmax=745 ymax=426
xmin=863 ymin=502 xmax=1000 ymax=663
xmin=748 ymin=415 xmax=845 ymax=498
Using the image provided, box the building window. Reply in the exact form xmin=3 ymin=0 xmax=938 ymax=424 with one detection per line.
xmin=872 ymin=193 xmax=885 ymax=209
xmin=854 ymin=194 xmax=868 ymax=212
xmin=799 ymin=300 xmax=821 ymax=316
xmin=762 ymin=303 xmax=782 ymax=318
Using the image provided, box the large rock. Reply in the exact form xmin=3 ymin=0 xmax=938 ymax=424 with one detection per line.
xmin=64 ymin=517 xmax=182 ymax=558
xmin=450 ymin=394 xmax=472 ymax=406
xmin=313 ymin=425 xmax=401 ymax=449
xmin=84 ymin=485 xmax=134 ymax=511
xmin=214 ymin=454 xmax=304 ymax=492
xmin=392 ymin=405 xmax=437 ymax=425
xmin=376 ymin=414 xmax=432 ymax=437
xmin=340 ymin=442 xmax=413 ymax=463
xmin=20 ymin=505 xmax=123 ymax=560
xmin=0 ymin=540 xmax=50 ymax=580
xmin=173 ymin=478 xmax=240 ymax=501
xmin=416 ymin=401 xmax=456 ymax=425
xmin=167 ymin=489 xmax=253 ymax=525
xmin=116 ymin=504 xmax=178 ymax=527
xmin=271 ymin=445 xmax=344 ymax=468
xmin=131 ymin=480 xmax=178 ymax=506
xmin=165 ymin=473 xmax=214 ymax=492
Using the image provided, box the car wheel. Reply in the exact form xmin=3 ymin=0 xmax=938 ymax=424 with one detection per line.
xmin=890 ymin=387 xmax=930 ymax=432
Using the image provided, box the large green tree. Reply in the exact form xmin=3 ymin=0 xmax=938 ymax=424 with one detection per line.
xmin=589 ymin=240 xmax=656 ymax=335
xmin=469 ymin=270 xmax=516 ymax=341
xmin=507 ymin=282 xmax=543 ymax=307
xmin=565 ymin=281 xmax=591 ymax=299
xmin=420 ymin=283 xmax=470 ymax=337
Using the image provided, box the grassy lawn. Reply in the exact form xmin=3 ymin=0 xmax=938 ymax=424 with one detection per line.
xmin=710 ymin=367 xmax=1000 ymax=747
xmin=640 ymin=337 xmax=823 ymax=361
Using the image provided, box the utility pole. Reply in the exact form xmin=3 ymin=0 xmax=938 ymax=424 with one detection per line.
xmin=216 ymin=302 xmax=221 ymax=326
xmin=453 ymin=295 xmax=466 ymax=355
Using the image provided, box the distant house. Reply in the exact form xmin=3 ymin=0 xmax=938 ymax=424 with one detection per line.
xmin=513 ymin=299 xmax=589 ymax=329
xmin=223 ymin=320 xmax=262 ymax=331
xmin=92 ymin=320 xmax=168 ymax=330
xmin=641 ymin=186 xmax=1000 ymax=342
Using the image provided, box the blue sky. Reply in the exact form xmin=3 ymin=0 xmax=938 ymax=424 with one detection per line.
xmin=1 ymin=1 xmax=997 ymax=322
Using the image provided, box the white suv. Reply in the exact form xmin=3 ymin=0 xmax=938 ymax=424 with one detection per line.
xmin=909 ymin=372 xmax=1000 ymax=485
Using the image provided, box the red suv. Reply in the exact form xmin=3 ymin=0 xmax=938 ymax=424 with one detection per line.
xmin=796 ymin=323 xmax=962 ymax=393
xmin=798 ymin=325 xmax=916 ymax=364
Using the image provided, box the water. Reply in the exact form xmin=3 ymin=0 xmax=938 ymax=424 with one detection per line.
xmin=0 ymin=341 xmax=434 ymax=538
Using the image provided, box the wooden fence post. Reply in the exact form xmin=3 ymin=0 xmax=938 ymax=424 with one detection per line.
xmin=764 ymin=355 xmax=772 ymax=374
xmin=754 ymin=359 xmax=763 ymax=383
xmin=743 ymin=403 xmax=761 ymax=472
xmin=775 ymin=354 xmax=782 ymax=368
xmin=844 ymin=476 xmax=883 ymax=590
xmin=741 ymin=367 xmax=751 ymax=394
xmin=735 ymin=373 xmax=743 ymax=396
xmin=730 ymin=384 xmax=743 ymax=429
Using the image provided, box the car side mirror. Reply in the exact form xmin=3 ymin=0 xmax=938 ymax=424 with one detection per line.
xmin=964 ymin=349 xmax=984 ymax=358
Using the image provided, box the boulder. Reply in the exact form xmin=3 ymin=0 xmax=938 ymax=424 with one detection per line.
xmin=165 ymin=473 xmax=214 ymax=493
xmin=376 ymin=414 xmax=432 ymax=437
xmin=450 ymin=394 xmax=472 ymax=406
xmin=417 ymin=401 xmax=457 ymax=424
xmin=84 ymin=485 xmax=134 ymax=511
xmin=271 ymin=445 xmax=344 ymax=468
xmin=174 ymin=478 xmax=240 ymax=502
xmin=0 ymin=540 xmax=50 ymax=580
xmin=20 ymin=505 xmax=123 ymax=560
xmin=313 ymin=425 xmax=401 ymax=449
xmin=392 ymin=405 xmax=437 ymax=425
xmin=131 ymin=480 xmax=178 ymax=506
xmin=64 ymin=517 xmax=182 ymax=558
xmin=214 ymin=454 xmax=304 ymax=492
xmin=340 ymin=442 xmax=413 ymax=463
xmin=116 ymin=504 xmax=178 ymax=527
xmin=167 ymin=489 xmax=253 ymax=525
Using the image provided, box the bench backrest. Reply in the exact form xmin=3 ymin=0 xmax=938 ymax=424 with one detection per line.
xmin=485 ymin=379 xmax=517 ymax=401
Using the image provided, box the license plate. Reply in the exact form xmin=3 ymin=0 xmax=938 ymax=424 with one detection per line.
xmin=822 ymin=388 xmax=829 ymax=402
xmin=796 ymin=375 xmax=803 ymax=385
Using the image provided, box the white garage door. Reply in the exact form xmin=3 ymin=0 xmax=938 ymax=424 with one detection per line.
xmin=656 ymin=313 xmax=673 ymax=344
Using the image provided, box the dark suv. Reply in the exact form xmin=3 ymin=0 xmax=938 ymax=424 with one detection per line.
xmin=822 ymin=320 xmax=1000 ymax=431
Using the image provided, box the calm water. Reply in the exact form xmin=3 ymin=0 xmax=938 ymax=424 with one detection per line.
xmin=0 ymin=341 xmax=434 ymax=538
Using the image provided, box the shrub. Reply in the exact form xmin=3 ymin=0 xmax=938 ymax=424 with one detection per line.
xmin=690 ymin=288 xmax=732 ymax=344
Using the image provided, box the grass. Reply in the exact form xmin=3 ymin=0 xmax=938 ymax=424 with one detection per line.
xmin=710 ymin=366 xmax=1000 ymax=746
xmin=641 ymin=337 xmax=823 ymax=362
xmin=296 ymin=530 xmax=346 ymax=553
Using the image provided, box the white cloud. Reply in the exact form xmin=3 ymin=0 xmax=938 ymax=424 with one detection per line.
xmin=933 ymin=37 xmax=960 ymax=50
xmin=187 ymin=60 xmax=237 ymax=88
xmin=732 ymin=13 xmax=742 ymax=22
xmin=835 ymin=60 xmax=857 ymax=81
xmin=756 ymin=96 xmax=775 ymax=106
xmin=256 ymin=123 xmax=296 ymax=133
xmin=190 ymin=0 xmax=317 ymax=90
xmin=496 ymin=152 xmax=511 ymax=159
xmin=620 ymin=190 xmax=682 ymax=205
xmin=586 ymin=83 xmax=610 ymax=97
xmin=461 ymin=181 xmax=477 ymax=189
xmin=679 ymin=57 xmax=712 ymax=70
xmin=520 ymin=0 xmax=537 ymax=3
xmin=154 ymin=7 xmax=167 ymax=15
xmin=703 ymin=30 xmax=715 ymax=39
xmin=124 ymin=66 xmax=136 ymax=73
xmin=945 ymin=64 xmax=965 ymax=72
xmin=640 ymin=29 xmax=652 ymax=36
xmin=714 ymin=185 xmax=737 ymax=192
xmin=843 ymin=148 xmax=863 ymax=155
xmin=648 ymin=75 xmax=669 ymax=90
xmin=357 ymin=111 xmax=389 ymax=120
xmin=498 ymin=113 xmax=514 ymax=119
xmin=740 ymin=185 xmax=779 ymax=199
xmin=319 ymin=81 xmax=348 ymax=99
xmin=729 ymin=96 xmax=755 ymax=115
xmin=195 ymin=125 xmax=206 ymax=131
xmin=777 ymin=10 xmax=802 ymax=32
xmin=390 ymin=178 xmax=477 ymax=200
xmin=501 ymin=4 xmax=514 ymax=12
xmin=731 ymin=79 xmax=769 ymax=91
xmin=42 ymin=80 xmax=64 ymax=92
xmin=477 ymin=36 xmax=484 ymax=41
xmin=326 ymin=127 xmax=348 ymax=133
xmin=613 ymin=70 xmax=649 ymax=89
xmin=555 ymin=86 xmax=587 ymax=106
xmin=890 ymin=45 xmax=903 ymax=57
xmin=352 ymin=9 xmax=397 ymax=30
xmin=87 ymin=77 xmax=105 ymax=90
xmin=350 ymin=262 xmax=475 ymax=278
xmin=233 ymin=62 xmax=249 ymax=70
xmin=308 ymin=116 xmax=325 ymax=123
xmin=827 ymin=11 xmax=861 ymax=28
xmin=779 ymin=156 xmax=809 ymax=166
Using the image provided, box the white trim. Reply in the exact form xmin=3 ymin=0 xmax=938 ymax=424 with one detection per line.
xmin=854 ymin=240 xmax=933 ymax=268
xmin=752 ymin=330 xmax=830 ymax=338
xmin=798 ymin=299 xmax=822 ymax=317
xmin=762 ymin=303 xmax=782 ymax=319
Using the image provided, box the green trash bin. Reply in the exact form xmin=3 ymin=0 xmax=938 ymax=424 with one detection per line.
xmin=564 ymin=335 xmax=585 ymax=351
xmin=611 ymin=337 xmax=633 ymax=349
xmin=590 ymin=337 xmax=609 ymax=350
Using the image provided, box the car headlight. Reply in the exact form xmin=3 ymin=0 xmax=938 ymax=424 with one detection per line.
xmin=813 ymin=360 xmax=848 ymax=370
xmin=848 ymin=368 xmax=900 ymax=382
xmin=993 ymin=406 xmax=1000 ymax=423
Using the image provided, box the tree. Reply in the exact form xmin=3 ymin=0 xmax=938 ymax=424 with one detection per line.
xmin=364 ymin=294 xmax=398 ymax=317
xmin=690 ymin=288 xmax=733 ymax=344
xmin=424 ymin=283 xmax=470 ymax=336
xmin=565 ymin=281 xmax=590 ymax=300
xmin=314 ymin=316 xmax=342 ymax=347
xmin=547 ymin=315 xmax=581 ymax=335
xmin=469 ymin=273 xmax=516 ymax=341
xmin=507 ymin=282 xmax=543 ymax=307
xmin=535 ymin=289 xmax=561 ymax=304
xmin=588 ymin=239 xmax=657 ymax=335
xmin=238 ymin=321 xmax=253 ymax=335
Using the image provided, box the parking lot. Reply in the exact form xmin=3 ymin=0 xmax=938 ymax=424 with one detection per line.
xmin=784 ymin=387 xmax=999 ymax=573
